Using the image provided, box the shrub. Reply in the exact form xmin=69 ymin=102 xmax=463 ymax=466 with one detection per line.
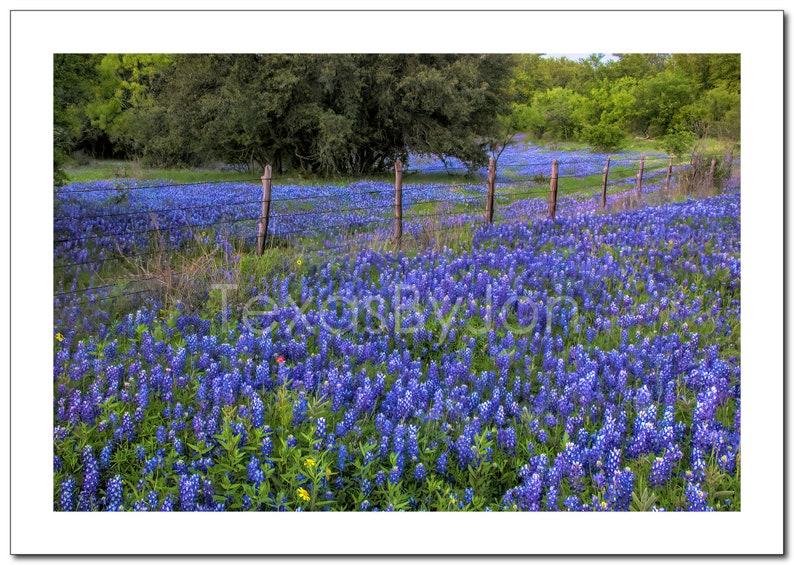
xmin=657 ymin=129 xmax=695 ymax=158
xmin=579 ymin=123 xmax=627 ymax=152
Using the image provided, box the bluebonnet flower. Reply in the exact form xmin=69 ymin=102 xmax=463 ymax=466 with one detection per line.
xmin=78 ymin=446 xmax=100 ymax=511
xmin=147 ymin=490 xmax=159 ymax=509
xmin=436 ymin=451 xmax=448 ymax=475
xmin=161 ymin=495 xmax=175 ymax=512
xmin=392 ymin=424 xmax=405 ymax=454
xmin=463 ymin=488 xmax=474 ymax=506
xmin=120 ymin=411 xmax=135 ymax=440
xmin=292 ymin=391 xmax=308 ymax=426
xmin=315 ymin=417 xmax=327 ymax=441
xmin=563 ymin=496 xmax=584 ymax=511
xmin=52 ymin=182 xmax=741 ymax=513
xmin=649 ymin=457 xmax=671 ymax=488
xmin=545 ymin=486 xmax=559 ymax=511
xmin=58 ymin=476 xmax=77 ymax=511
xmin=685 ymin=483 xmax=714 ymax=512
xmin=337 ymin=444 xmax=348 ymax=472
xmin=406 ymin=425 xmax=419 ymax=462
xmin=143 ymin=456 xmax=163 ymax=475
xmin=606 ymin=468 xmax=634 ymax=511
xmin=261 ymin=435 xmax=274 ymax=459
xmin=105 ymin=475 xmax=124 ymax=511
xmin=250 ymin=392 xmax=265 ymax=429
xmin=99 ymin=442 xmax=113 ymax=469
xmin=231 ymin=422 xmax=247 ymax=446
xmin=179 ymin=474 xmax=201 ymax=511
xmin=247 ymin=456 xmax=265 ymax=487
xmin=497 ymin=427 xmax=517 ymax=453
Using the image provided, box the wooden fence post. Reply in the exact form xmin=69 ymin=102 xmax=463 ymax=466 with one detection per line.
xmin=256 ymin=164 xmax=272 ymax=256
xmin=486 ymin=157 xmax=496 ymax=224
xmin=548 ymin=160 xmax=559 ymax=221
xmin=601 ymin=156 xmax=610 ymax=210
xmin=708 ymin=156 xmax=717 ymax=189
xmin=665 ymin=156 xmax=673 ymax=191
xmin=394 ymin=160 xmax=403 ymax=247
xmin=635 ymin=154 xmax=645 ymax=199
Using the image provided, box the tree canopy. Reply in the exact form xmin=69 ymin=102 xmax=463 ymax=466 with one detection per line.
xmin=54 ymin=53 xmax=740 ymax=183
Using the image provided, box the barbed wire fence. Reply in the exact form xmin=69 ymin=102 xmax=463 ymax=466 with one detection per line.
xmin=53 ymin=150 xmax=738 ymax=315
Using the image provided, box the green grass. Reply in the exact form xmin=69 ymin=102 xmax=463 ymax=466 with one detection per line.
xmin=63 ymin=160 xmax=258 ymax=185
xmin=520 ymin=135 xmax=739 ymax=159
xmin=63 ymin=159 xmax=482 ymax=187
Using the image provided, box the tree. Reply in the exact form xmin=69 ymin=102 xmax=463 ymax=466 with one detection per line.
xmin=669 ymin=54 xmax=740 ymax=92
xmin=54 ymin=54 xmax=103 ymax=185
xmin=53 ymin=52 xmax=742 ymax=180
xmin=85 ymin=54 xmax=174 ymax=157
xmin=531 ymin=87 xmax=584 ymax=140
xmin=576 ymin=77 xmax=636 ymax=151
xmin=632 ymin=69 xmax=696 ymax=138
xmin=602 ymin=53 xmax=669 ymax=82
xmin=141 ymin=54 xmax=515 ymax=175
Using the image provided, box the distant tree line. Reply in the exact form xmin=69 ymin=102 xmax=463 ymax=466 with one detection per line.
xmin=510 ymin=53 xmax=739 ymax=156
xmin=54 ymin=53 xmax=739 ymax=184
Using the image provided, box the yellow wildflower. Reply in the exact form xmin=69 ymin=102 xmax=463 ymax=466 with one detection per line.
xmin=297 ymin=258 xmax=303 ymax=266
xmin=304 ymin=458 xmax=315 ymax=468
xmin=55 ymin=332 xmax=64 ymax=342
xmin=297 ymin=487 xmax=310 ymax=502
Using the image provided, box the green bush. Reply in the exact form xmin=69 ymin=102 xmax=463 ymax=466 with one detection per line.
xmin=579 ymin=122 xmax=627 ymax=152
xmin=657 ymin=129 xmax=695 ymax=157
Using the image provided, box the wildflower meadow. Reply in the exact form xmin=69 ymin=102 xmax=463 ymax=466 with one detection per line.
xmin=53 ymin=141 xmax=741 ymax=513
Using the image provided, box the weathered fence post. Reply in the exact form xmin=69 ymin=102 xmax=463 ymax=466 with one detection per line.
xmin=665 ymin=156 xmax=673 ymax=191
xmin=601 ymin=156 xmax=611 ymax=210
xmin=548 ymin=160 xmax=559 ymax=221
xmin=635 ymin=154 xmax=645 ymax=199
xmin=394 ymin=160 xmax=403 ymax=247
xmin=708 ymin=156 xmax=717 ymax=189
xmin=485 ymin=157 xmax=496 ymax=224
xmin=256 ymin=164 xmax=273 ymax=256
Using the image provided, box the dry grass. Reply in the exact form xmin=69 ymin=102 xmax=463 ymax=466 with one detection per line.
xmin=119 ymin=219 xmax=242 ymax=311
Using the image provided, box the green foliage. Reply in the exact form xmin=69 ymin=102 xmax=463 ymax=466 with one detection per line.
xmin=656 ymin=127 xmax=696 ymax=157
xmin=510 ymin=103 xmax=546 ymax=138
xmin=574 ymin=77 xmax=635 ymax=151
xmin=139 ymin=54 xmax=514 ymax=175
xmin=531 ymin=87 xmax=584 ymax=140
xmin=54 ymin=54 xmax=103 ymax=185
xmin=84 ymin=54 xmax=175 ymax=156
xmin=53 ymin=53 xmax=741 ymax=183
xmin=632 ymin=69 xmax=696 ymax=138
xmin=579 ymin=122 xmax=627 ymax=152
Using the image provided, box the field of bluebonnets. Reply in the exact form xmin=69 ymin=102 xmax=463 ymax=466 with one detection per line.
xmin=53 ymin=140 xmax=741 ymax=512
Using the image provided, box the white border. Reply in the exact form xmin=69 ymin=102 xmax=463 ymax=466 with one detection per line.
xmin=7 ymin=9 xmax=784 ymax=556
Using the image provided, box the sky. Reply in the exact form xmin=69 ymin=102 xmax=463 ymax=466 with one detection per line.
xmin=542 ymin=53 xmax=619 ymax=62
